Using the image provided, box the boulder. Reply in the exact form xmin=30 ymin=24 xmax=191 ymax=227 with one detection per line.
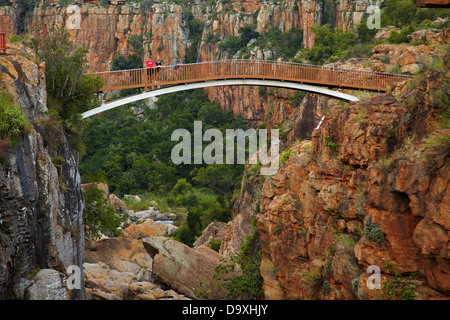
xmin=25 ymin=269 xmax=69 ymax=300
xmin=83 ymin=262 xmax=136 ymax=300
xmin=193 ymin=221 xmax=226 ymax=249
xmin=83 ymin=236 xmax=189 ymax=300
xmin=374 ymin=26 xmax=399 ymax=42
xmin=414 ymin=0 xmax=450 ymax=8
xmin=143 ymin=237 xmax=234 ymax=299
xmin=128 ymin=209 xmax=155 ymax=222
xmin=123 ymin=219 xmax=169 ymax=239
xmin=84 ymin=237 xmax=153 ymax=281
xmin=108 ymin=194 xmax=127 ymax=214
xmin=123 ymin=195 xmax=142 ymax=202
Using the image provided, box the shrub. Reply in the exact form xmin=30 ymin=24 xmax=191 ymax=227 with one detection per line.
xmin=207 ymin=238 xmax=222 ymax=252
xmin=280 ymin=149 xmax=291 ymax=165
xmin=324 ymin=135 xmax=342 ymax=154
xmin=172 ymin=178 xmax=193 ymax=194
xmin=0 ymin=91 xmax=29 ymax=139
xmin=387 ymin=26 xmax=415 ymax=44
xmin=83 ymin=184 xmax=123 ymax=241
xmin=383 ymin=261 xmax=417 ymax=300
xmin=33 ymin=112 xmax=63 ymax=150
xmin=424 ymin=133 xmax=450 ymax=158
xmin=364 ymin=216 xmax=384 ymax=244
xmin=214 ymin=217 xmax=263 ymax=299
xmin=38 ymin=27 xmax=103 ymax=150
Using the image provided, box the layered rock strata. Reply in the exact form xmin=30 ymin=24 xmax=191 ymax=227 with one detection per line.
xmin=0 ymin=44 xmax=84 ymax=299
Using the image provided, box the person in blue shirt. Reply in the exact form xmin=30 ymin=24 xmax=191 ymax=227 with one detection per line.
xmin=174 ymin=57 xmax=182 ymax=80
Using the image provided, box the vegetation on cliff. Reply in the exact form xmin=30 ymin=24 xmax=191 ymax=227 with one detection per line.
xmin=0 ymin=91 xmax=29 ymax=139
xmin=214 ymin=217 xmax=264 ymax=299
xmin=37 ymin=28 xmax=103 ymax=151
xmin=83 ymin=184 xmax=125 ymax=241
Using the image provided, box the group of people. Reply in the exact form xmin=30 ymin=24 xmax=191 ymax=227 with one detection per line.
xmin=145 ymin=56 xmax=183 ymax=82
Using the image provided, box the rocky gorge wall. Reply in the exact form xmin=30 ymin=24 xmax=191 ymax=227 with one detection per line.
xmin=0 ymin=44 xmax=85 ymax=299
xmin=255 ymin=70 xmax=449 ymax=299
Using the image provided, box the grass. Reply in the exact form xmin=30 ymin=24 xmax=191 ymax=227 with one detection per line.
xmin=280 ymin=148 xmax=291 ymax=165
xmin=424 ymin=132 xmax=450 ymax=158
xmin=0 ymin=91 xmax=29 ymax=139
xmin=376 ymin=155 xmax=393 ymax=174
xmin=324 ymin=135 xmax=342 ymax=154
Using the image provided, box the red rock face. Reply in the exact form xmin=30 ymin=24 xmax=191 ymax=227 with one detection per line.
xmin=414 ymin=0 xmax=450 ymax=7
xmin=0 ymin=7 xmax=14 ymax=37
xmin=255 ymin=71 xmax=450 ymax=299
xmin=21 ymin=2 xmax=186 ymax=72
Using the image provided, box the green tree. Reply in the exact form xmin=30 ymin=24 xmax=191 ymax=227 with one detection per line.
xmin=38 ymin=27 xmax=103 ymax=150
xmin=173 ymin=178 xmax=193 ymax=194
xmin=83 ymin=185 xmax=123 ymax=241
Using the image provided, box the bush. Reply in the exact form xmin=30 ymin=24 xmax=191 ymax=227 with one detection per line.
xmin=207 ymin=238 xmax=222 ymax=252
xmin=214 ymin=217 xmax=263 ymax=299
xmin=0 ymin=91 xmax=29 ymax=139
xmin=280 ymin=149 xmax=291 ymax=165
xmin=306 ymin=25 xmax=357 ymax=64
xmin=381 ymin=0 xmax=449 ymax=28
xmin=340 ymin=44 xmax=374 ymax=61
xmin=364 ymin=216 xmax=384 ymax=244
xmin=387 ymin=26 xmax=415 ymax=44
xmin=83 ymin=184 xmax=123 ymax=241
xmin=383 ymin=261 xmax=417 ymax=300
xmin=172 ymin=178 xmax=193 ymax=194
xmin=218 ymin=35 xmax=243 ymax=57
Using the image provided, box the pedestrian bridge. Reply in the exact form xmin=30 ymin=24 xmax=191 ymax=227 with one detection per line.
xmin=81 ymin=59 xmax=414 ymax=119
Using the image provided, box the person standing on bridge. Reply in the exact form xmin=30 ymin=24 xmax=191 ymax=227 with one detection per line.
xmin=155 ymin=57 xmax=162 ymax=82
xmin=146 ymin=56 xmax=155 ymax=84
xmin=174 ymin=57 xmax=182 ymax=81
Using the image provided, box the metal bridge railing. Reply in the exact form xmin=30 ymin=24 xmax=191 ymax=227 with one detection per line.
xmin=88 ymin=59 xmax=415 ymax=92
xmin=0 ymin=33 xmax=6 ymax=54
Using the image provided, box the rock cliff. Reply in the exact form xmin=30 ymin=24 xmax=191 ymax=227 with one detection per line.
xmin=0 ymin=44 xmax=85 ymax=299
xmin=256 ymin=70 xmax=449 ymax=299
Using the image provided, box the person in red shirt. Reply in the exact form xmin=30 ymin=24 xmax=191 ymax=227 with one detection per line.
xmin=146 ymin=56 xmax=154 ymax=83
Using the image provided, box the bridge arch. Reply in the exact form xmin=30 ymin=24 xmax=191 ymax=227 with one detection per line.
xmin=81 ymin=79 xmax=359 ymax=119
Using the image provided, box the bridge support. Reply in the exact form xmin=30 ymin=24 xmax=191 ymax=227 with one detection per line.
xmin=82 ymin=79 xmax=360 ymax=119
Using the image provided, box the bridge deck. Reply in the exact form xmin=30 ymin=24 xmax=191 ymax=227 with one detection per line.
xmin=90 ymin=59 xmax=414 ymax=92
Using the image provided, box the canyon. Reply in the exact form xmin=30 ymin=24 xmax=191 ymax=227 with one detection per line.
xmin=0 ymin=0 xmax=449 ymax=301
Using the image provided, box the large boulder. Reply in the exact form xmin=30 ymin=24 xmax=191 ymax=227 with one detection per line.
xmin=143 ymin=237 xmax=234 ymax=299
xmin=83 ymin=262 xmax=189 ymax=300
xmin=83 ymin=236 xmax=189 ymax=300
xmin=25 ymin=269 xmax=70 ymax=300
xmin=108 ymin=194 xmax=127 ymax=215
xmin=84 ymin=237 xmax=153 ymax=282
xmin=122 ymin=219 xmax=170 ymax=239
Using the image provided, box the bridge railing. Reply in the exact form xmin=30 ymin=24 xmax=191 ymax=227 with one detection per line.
xmin=89 ymin=59 xmax=414 ymax=92
xmin=0 ymin=33 xmax=6 ymax=54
